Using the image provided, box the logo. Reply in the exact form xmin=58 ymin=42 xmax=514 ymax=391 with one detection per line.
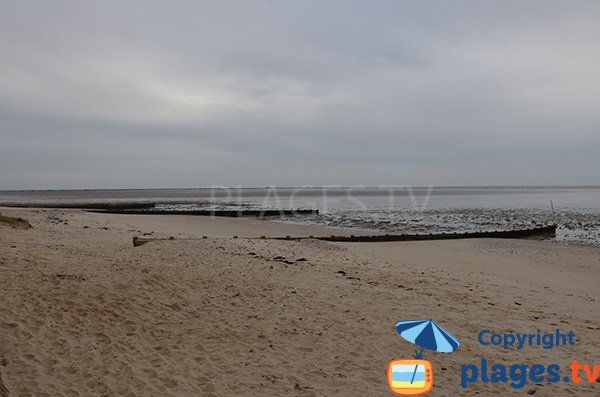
xmin=387 ymin=359 xmax=433 ymax=396
xmin=388 ymin=320 xmax=460 ymax=396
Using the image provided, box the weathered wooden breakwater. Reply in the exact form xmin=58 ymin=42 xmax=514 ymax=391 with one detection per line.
xmin=93 ymin=208 xmax=319 ymax=217
xmin=311 ymin=224 xmax=557 ymax=242
xmin=2 ymin=202 xmax=156 ymax=210
xmin=132 ymin=224 xmax=557 ymax=247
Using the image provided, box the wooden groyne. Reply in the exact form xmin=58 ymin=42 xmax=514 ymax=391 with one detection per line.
xmin=1 ymin=202 xmax=156 ymax=210
xmin=1 ymin=201 xmax=318 ymax=217
xmin=132 ymin=224 xmax=557 ymax=247
xmin=313 ymin=224 xmax=557 ymax=242
xmin=95 ymin=208 xmax=319 ymax=217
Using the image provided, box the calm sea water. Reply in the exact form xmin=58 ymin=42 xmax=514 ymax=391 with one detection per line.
xmin=1 ymin=186 xmax=599 ymax=246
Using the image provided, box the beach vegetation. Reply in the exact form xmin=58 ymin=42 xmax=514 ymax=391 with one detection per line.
xmin=0 ymin=212 xmax=31 ymax=229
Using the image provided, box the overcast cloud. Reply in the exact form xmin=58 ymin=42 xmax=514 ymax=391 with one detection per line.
xmin=1 ymin=0 xmax=599 ymax=189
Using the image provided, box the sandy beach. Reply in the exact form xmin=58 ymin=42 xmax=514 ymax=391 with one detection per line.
xmin=0 ymin=207 xmax=598 ymax=396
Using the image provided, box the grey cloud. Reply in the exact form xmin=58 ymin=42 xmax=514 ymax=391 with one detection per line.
xmin=1 ymin=1 xmax=599 ymax=189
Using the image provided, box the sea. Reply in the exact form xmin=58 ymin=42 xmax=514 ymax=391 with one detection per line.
xmin=1 ymin=186 xmax=599 ymax=246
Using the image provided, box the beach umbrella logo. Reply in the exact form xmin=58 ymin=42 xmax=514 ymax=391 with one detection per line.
xmin=387 ymin=320 xmax=460 ymax=396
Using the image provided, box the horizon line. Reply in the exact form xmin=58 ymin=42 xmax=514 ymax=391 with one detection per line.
xmin=1 ymin=184 xmax=600 ymax=193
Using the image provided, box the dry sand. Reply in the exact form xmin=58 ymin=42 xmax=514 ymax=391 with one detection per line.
xmin=0 ymin=207 xmax=598 ymax=396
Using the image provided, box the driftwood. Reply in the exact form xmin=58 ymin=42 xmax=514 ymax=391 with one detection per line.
xmin=132 ymin=237 xmax=147 ymax=247
xmin=133 ymin=236 xmax=176 ymax=247
xmin=0 ymin=369 xmax=8 ymax=397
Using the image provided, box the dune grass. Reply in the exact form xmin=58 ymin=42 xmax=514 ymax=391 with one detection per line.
xmin=0 ymin=212 xmax=31 ymax=229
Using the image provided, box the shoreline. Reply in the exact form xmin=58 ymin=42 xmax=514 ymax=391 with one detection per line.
xmin=0 ymin=205 xmax=562 ymax=243
xmin=0 ymin=208 xmax=598 ymax=396
xmin=2 ymin=187 xmax=599 ymax=247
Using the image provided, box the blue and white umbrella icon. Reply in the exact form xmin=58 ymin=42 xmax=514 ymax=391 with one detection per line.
xmin=395 ymin=319 xmax=460 ymax=359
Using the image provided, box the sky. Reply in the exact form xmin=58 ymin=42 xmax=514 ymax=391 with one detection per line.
xmin=1 ymin=0 xmax=599 ymax=189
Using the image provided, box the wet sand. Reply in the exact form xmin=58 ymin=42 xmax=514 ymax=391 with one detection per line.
xmin=0 ymin=208 xmax=598 ymax=396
